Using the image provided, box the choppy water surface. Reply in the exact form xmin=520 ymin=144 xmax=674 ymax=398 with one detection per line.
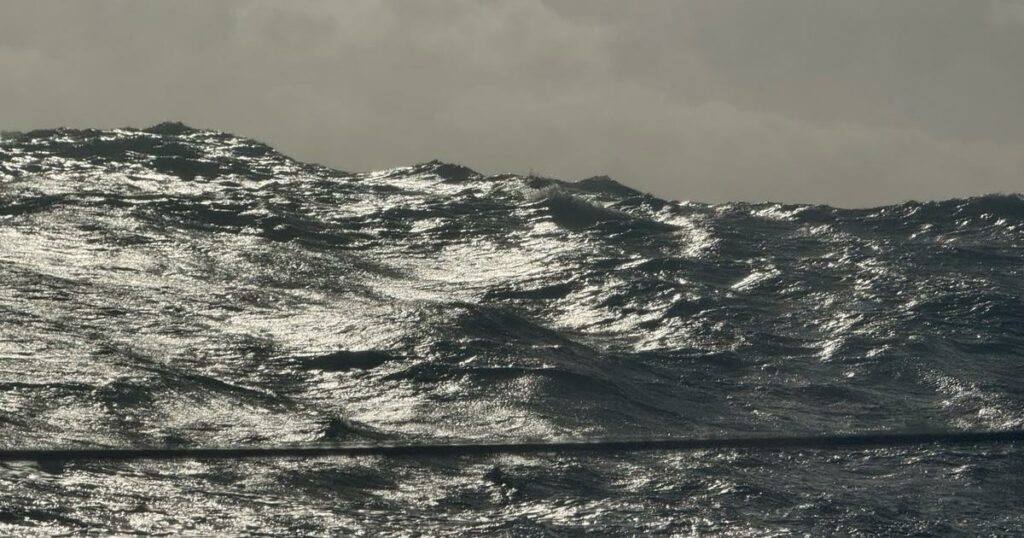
xmin=1 ymin=124 xmax=1022 ymax=535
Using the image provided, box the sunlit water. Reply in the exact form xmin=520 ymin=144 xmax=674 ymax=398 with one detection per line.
xmin=1 ymin=123 xmax=1022 ymax=535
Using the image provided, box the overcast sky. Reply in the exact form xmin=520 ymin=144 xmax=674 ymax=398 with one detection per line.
xmin=2 ymin=1 xmax=1023 ymax=206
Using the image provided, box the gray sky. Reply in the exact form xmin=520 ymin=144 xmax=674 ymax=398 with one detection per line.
xmin=2 ymin=0 xmax=1023 ymax=206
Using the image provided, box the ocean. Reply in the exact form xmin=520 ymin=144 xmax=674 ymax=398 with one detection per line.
xmin=1 ymin=123 xmax=1021 ymax=535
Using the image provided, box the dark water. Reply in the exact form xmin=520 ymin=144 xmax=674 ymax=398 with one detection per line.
xmin=1 ymin=123 xmax=1022 ymax=535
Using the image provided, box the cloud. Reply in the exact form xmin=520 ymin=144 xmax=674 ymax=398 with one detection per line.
xmin=437 ymin=84 xmax=1024 ymax=205
xmin=991 ymin=0 xmax=1024 ymax=26
xmin=0 ymin=0 xmax=1021 ymax=206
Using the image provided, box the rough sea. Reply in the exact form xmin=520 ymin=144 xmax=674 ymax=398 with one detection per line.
xmin=1 ymin=123 xmax=1022 ymax=535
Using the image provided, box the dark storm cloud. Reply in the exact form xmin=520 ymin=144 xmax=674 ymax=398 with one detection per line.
xmin=2 ymin=0 xmax=1022 ymax=206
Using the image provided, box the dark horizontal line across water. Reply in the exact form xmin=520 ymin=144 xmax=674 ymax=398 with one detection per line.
xmin=5 ymin=430 xmax=1023 ymax=463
